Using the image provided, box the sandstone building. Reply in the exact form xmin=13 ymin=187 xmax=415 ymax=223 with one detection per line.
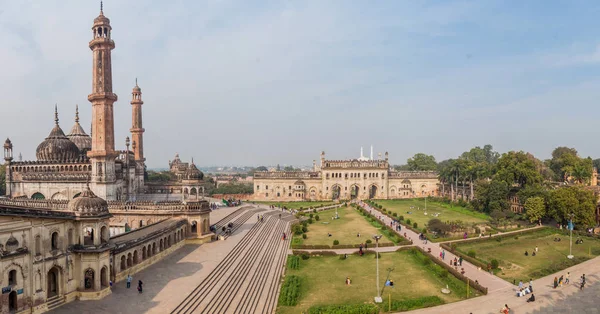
xmin=253 ymin=149 xmax=439 ymax=201
xmin=0 ymin=6 xmax=211 ymax=313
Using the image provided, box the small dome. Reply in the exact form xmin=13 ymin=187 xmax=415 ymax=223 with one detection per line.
xmin=68 ymin=186 xmax=109 ymax=215
xmin=294 ymin=180 xmax=305 ymax=185
xmin=185 ymin=161 xmax=204 ymax=180
xmin=94 ymin=11 xmax=111 ymax=26
xmin=36 ymin=109 xmax=80 ymax=162
xmin=133 ymin=85 xmax=141 ymax=92
xmin=67 ymin=105 xmax=91 ymax=152
xmin=3 ymin=138 xmax=11 ymax=149
xmin=5 ymin=235 xmax=19 ymax=252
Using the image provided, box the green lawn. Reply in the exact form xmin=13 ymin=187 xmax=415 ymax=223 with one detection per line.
xmin=454 ymin=228 xmax=600 ymax=284
xmin=374 ymin=199 xmax=489 ymax=229
xmin=256 ymin=201 xmax=335 ymax=210
xmin=277 ymin=249 xmax=476 ymax=314
xmin=293 ymin=207 xmax=394 ymax=247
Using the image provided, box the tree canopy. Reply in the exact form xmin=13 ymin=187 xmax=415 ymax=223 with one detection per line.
xmin=549 ymin=147 xmax=593 ymax=183
xmin=546 ymin=186 xmax=596 ymax=227
xmin=406 ymin=153 xmax=437 ymax=171
xmin=524 ymin=196 xmax=545 ymax=223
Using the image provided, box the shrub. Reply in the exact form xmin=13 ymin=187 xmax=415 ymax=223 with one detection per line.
xmin=301 ymin=253 xmax=310 ymax=260
xmin=413 ymin=222 xmax=418 ymax=228
xmin=439 ymin=270 xmax=449 ymax=278
xmin=302 ymin=234 xmax=307 ymax=239
xmin=339 ymin=254 xmax=347 ymax=260
xmin=389 ymin=296 xmax=444 ymax=312
xmin=278 ymin=275 xmax=301 ymax=306
xmin=406 ymin=219 xmax=412 ymax=225
xmin=467 ymin=250 xmax=476 ymax=258
xmin=399 ymin=215 xmax=404 ymax=221
xmin=302 ymin=226 xmax=308 ymax=233
xmin=366 ymin=239 xmax=372 ymax=244
xmin=333 ymin=240 xmax=340 ymax=245
xmin=293 ymin=224 xmax=303 ymax=235
xmin=315 ymin=215 xmax=320 ymax=221
xmin=422 ymin=228 xmax=427 ymax=234
xmin=308 ymin=218 xmax=314 ymax=224
xmin=309 ymin=213 xmax=314 ymax=218
xmin=491 ymin=259 xmax=499 ymax=269
xmin=392 ymin=212 xmax=397 ymax=217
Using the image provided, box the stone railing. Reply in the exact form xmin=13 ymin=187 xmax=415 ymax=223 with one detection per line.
xmin=0 ymin=198 xmax=69 ymax=210
xmin=107 ymin=200 xmax=209 ymax=211
xmin=20 ymin=173 xmax=89 ymax=182
xmin=254 ymin=171 xmax=321 ymax=179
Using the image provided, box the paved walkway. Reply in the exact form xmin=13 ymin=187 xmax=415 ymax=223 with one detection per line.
xmin=357 ymin=201 xmax=512 ymax=292
xmin=403 ymin=255 xmax=600 ymax=314
xmin=52 ymin=205 xmax=263 ymax=314
xmin=289 ymin=245 xmax=409 ymax=255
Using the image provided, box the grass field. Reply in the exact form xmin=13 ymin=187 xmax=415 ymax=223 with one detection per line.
xmin=277 ymin=249 xmax=475 ymax=314
xmin=256 ymin=201 xmax=335 ymax=210
xmin=454 ymin=228 xmax=600 ymax=284
xmin=375 ymin=199 xmax=489 ymax=229
xmin=292 ymin=207 xmax=394 ymax=247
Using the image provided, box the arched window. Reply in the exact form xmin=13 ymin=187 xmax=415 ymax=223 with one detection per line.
xmin=100 ymin=226 xmax=108 ymax=244
xmin=67 ymin=229 xmax=73 ymax=246
xmin=51 ymin=232 xmax=59 ymax=250
xmin=8 ymin=270 xmax=17 ymax=285
xmin=120 ymin=256 xmax=126 ymax=270
xmin=83 ymin=227 xmax=94 ymax=245
xmin=84 ymin=268 xmax=95 ymax=290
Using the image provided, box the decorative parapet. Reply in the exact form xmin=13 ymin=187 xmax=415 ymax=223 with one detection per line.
xmin=254 ymin=171 xmax=321 ymax=179
xmin=321 ymin=159 xmax=389 ymax=169
xmin=388 ymin=171 xmax=438 ymax=179
xmin=0 ymin=198 xmax=209 ymax=214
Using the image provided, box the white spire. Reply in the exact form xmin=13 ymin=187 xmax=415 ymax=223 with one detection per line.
xmin=360 ymin=147 xmax=364 ymax=159
xmin=370 ymin=145 xmax=373 ymax=160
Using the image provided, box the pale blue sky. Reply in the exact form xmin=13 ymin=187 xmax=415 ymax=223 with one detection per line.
xmin=1 ymin=0 xmax=600 ymax=167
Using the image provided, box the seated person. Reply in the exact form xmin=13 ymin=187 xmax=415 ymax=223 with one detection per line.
xmin=389 ymin=279 xmax=394 ymax=287
xmin=328 ymin=233 xmax=332 ymax=237
xmin=527 ymin=293 xmax=535 ymax=303
xmin=532 ymin=251 xmax=536 ymax=256
xmin=345 ymin=277 xmax=351 ymax=285
xmin=524 ymin=250 xmax=529 ymax=256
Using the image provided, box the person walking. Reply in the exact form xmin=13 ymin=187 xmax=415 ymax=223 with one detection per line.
xmin=565 ymin=272 xmax=570 ymax=284
xmin=127 ymin=274 xmax=132 ymax=289
xmin=553 ymin=276 xmax=558 ymax=289
xmin=529 ymin=278 xmax=533 ymax=292
xmin=137 ymin=280 xmax=143 ymax=294
xmin=518 ymin=280 xmax=523 ymax=289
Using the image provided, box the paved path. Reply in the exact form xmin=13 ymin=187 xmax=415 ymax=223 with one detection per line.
xmin=403 ymin=255 xmax=600 ymax=314
xmin=52 ymin=205 xmax=276 ymax=314
xmin=357 ymin=201 xmax=513 ymax=292
xmin=289 ymin=245 xmax=409 ymax=255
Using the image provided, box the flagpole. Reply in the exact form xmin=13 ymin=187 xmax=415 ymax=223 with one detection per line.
xmin=568 ymin=213 xmax=574 ymax=259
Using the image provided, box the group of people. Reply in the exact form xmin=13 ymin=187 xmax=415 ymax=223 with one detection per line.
xmin=126 ymin=274 xmax=144 ymax=294
xmin=257 ymin=214 xmax=265 ymax=222
xmin=450 ymin=256 xmax=463 ymax=268
xmin=516 ymin=279 xmax=534 ymax=299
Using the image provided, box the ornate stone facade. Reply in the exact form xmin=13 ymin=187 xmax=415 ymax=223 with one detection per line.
xmin=253 ymin=150 xmax=440 ymax=201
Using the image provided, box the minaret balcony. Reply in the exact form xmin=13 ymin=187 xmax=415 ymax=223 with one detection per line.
xmin=88 ymin=38 xmax=115 ymax=49
xmin=88 ymin=92 xmax=118 ymax=102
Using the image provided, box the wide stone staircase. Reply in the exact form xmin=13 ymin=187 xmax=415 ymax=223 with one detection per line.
xmin=172 ymin=207 xmax=295 ymax=314
xmin=46 ymin=295 xmax=66 ymax=311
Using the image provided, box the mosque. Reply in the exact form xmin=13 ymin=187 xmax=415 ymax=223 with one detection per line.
xmin=0 ymin=5 xmax=211 ymax=313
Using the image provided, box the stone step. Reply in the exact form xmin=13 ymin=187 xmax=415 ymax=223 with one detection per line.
xmin=47 ymin=296 xmax=65 ymax=310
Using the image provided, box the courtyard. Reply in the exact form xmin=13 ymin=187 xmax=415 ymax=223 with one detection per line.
xmin=277 ymin=249 xmax=477 ymax=314
xmin=454 ymin=228 xmax=600 ymax=284
xmin=292 ymin=206 xmax=398 ymax=248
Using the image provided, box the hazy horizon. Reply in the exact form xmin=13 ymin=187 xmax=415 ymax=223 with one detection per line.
xmin=2 ymin=1 xmax=600 ymax=168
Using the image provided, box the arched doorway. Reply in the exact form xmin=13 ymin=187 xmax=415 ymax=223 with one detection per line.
xmin=369 ymin=185 xmax=378 ymax=199
xmin=350 ymin=185 xmax=359 ymax=199
xmin=203 ymin=220 xmax=209 ymax=235
xmin=331 ymin=185 xmax=341 ymax=200
xmin=84 ymin=268 xmax=94 ymax=290
xmin=100 ymin=226 xmax=108 ymax=243
xmin=133 ymin=250 xmax=139 ymax=265
xmin=9 ymin=291 xmax=17 ymax=312
xmin=127 ymin=253 xmax=132 ymax=267
xmin=191 ymin=221 xmax=198 ymax=234
xmin=47 ymin=267 xmax=60 ymax=298
xmin=101 ymin=267 xmax=108 ymax=288
xmin=120 ymin=256 xmax=126 ymax=271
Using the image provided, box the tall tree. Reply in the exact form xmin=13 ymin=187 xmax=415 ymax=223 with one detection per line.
xmin=494 ymin=151 xmax=543 ymax=188
xmin=406 ymin=153 xmax=437 ymax=171
xmin=549 ymin=147 xmax=588 ymax=182
xmin=547 ymin=186 xmax=596 ymax=227
xmin=524 ymin=196 xmax=545 ymax=223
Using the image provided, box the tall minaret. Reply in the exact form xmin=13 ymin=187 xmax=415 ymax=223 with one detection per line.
xmin=87 ymin=3 xmax=118 ymax=200
xmin=370 ymin=146 xmax=374 ymax=160
xmin=130 ymin=79 xmax=145 ymax=163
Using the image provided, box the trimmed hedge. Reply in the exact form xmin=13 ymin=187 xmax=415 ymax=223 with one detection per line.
xmin=287 ymin=255 xmax=300 ymax=270
xmin=291 ymin=242 xmax=396 ymax=250
xmin=308 ymin=304 xmax=379 ymax=314
xmin=292 ymin=250 xmax=338 ymax=256
xmin=390 ymin=296 xmax=444 ymax=312
xmin=278 ymin=275 xmax=301 ymax=306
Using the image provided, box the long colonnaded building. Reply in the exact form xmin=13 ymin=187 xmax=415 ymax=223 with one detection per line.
xmin=253 ymin=148 xmax=440 ymax=201
xmin=0 ymin=5 xmax=211 ymax=313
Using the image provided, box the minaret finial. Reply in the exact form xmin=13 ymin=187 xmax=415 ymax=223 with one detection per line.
xmin=100 ymin=1 xmax=103 ymax=14
xmin=135 ymin=77 xmax=138 ymax=86
xmin=191 ymin=157 xmax=194 ymax=164
xmin=75 ymin=104 xmax=80 ymax=123
xmin=54 ymin=104 xmax=59 ymax=125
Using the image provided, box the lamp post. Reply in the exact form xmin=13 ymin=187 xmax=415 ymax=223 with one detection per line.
xmin=373 ymin=234 xmax=383 ymax=303
xmin=568 ymin=213 xmax=574 ymax=259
